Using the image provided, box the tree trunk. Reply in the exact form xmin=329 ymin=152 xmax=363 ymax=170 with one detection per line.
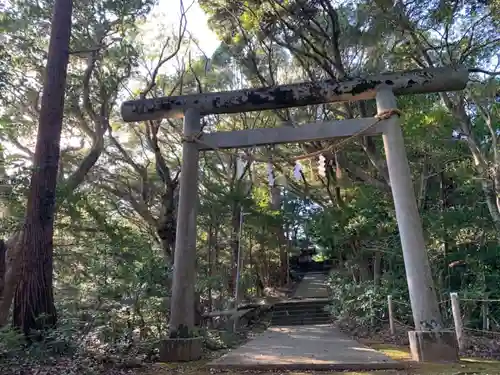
xmin=481 ymin=178 xmax=500 ymax=233
xmin=229 ymin=204 xmax=240 ymax=295
xmin=270 ymin=185 xmax=281 ymax=210
xmin=0 ymin=147 xmax=10 ymax=221
xmin=275 ymin=222 xmax=288 ymax=286
xmin=373 ymin=251 xmax=382 ymax=287
xmin=248 ymin=232 xmax=253 ymax=278
xmin=440 ymin=94 xmax=500 ymax=232
xmin=0 ymin=240 xmax=5 ymax=298
xmin=439 ymin=172 xmax=450 ymax=289
xmin=207 ymin=218 xmax=214 ymax=312
xmin=0 ymin=233 xmax=21 ymax=326
xmin=157 ymin=185 xmax=178 ymax=264
xmin=0 ymin=150 xmax=11 ymax=323
xmin=359 ymin=260 xmax=371 ymax=282
xmin=417 ymin=160 xmax=429 ymax=211
xmin=259 ymin=228 xmax=269 ymax=287
xmin=213 ymin=225 xmax=222 ymax=310
xmin=12 ymin=0 xmax=73 ymax=334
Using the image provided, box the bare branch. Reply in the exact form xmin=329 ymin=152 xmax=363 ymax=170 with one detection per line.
xmin=469 ymin=68 xmax=500 ymax=76
xmin=140 ymin=1 xmax=189 ymax=98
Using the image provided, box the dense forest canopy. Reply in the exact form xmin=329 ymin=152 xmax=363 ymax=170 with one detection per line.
xmin=0 ymin=0 xmax=499 ymax=368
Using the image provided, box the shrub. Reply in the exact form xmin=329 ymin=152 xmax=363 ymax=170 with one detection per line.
xmin=326 ymin=272 xmax=412 ymax=328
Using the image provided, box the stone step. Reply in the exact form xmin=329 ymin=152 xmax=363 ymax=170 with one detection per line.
xmin=273 ymin=303 xmax=329 ymax=310
xmin=273 ymin=305 xmax=330 ymax=315
xmin=274 ymin=304 xmax=330 ymax=311
xmin=271 ymin=305 xmax=331 ymax=326
xmin=273 ymin=311 xmax=329 ymax=317
xmin=270 ymin=316 xmax=332 ymax=326
xmin=270 ymin=297 xmax=332 ymax=327
xmin=272 ymin=311 xmax=330 ymax=318
xmin=273 ymin=303 xmax=329 ymax=311
xmin=273 ymin=306 xmax=330 ymax=313
xmin=274 ymin=298 xmax=331 ymax=306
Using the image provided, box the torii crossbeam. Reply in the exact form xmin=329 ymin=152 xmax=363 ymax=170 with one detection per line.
xmin=121 ymin=66 xmax=469 ymax=363
xmin=121 ymin=67 xmax=468 ymax=121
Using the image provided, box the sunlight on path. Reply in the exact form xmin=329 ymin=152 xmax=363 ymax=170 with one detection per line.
xmin=208 ymin=325 xmax=402 ymax=370
xmin=292 ymin=273 xmax=330 ymax=299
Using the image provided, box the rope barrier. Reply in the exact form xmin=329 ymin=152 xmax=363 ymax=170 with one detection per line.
xmin=464 ymin=327 xmax=500 ymax=336
xmin=392 ymin=318 xmax=413 ymax=329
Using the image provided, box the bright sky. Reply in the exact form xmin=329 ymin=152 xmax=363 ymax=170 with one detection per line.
xmin=158 ymin=0 xmax=221 ymax=57
xmin=2 ymin=0 xmax=221 ymax=174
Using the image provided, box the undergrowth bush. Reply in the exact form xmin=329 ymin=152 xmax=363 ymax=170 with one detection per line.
xmin=0 ymin=294 xmax=254 ymax=373
xmin=326 ymin=271 xmax=412 ymax=328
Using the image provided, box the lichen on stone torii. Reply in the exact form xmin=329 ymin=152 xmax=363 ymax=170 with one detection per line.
xmin=121 ymin=66 xmax=469 ymax=122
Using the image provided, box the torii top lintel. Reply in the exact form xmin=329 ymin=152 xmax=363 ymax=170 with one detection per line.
xmin=120 ymin=67 xmax=469 ymax=122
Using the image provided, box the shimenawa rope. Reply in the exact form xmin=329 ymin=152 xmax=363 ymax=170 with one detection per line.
xmin=180 ymin=108 xmax=402 ymax=164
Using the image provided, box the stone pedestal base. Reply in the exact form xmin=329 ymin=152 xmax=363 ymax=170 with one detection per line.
xmin=408 ymin=330 xmax=458 ymax=362
xmin=159 ymin=337 xmax=203 ymax=362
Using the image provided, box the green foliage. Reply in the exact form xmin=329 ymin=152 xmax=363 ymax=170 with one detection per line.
xmin=326 ymin=272 xmax=412 ymax=328
xmin=0 ymin=327 xmax=25 ymax=357
xmin=0 ymin=319 xmax=79 ymax=362
xmin=0 ymin=0 xmax=499 ymax=369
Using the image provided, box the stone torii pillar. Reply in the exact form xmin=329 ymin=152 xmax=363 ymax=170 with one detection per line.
xmin=169 ymin=108 xmax=201 ymax=335
xmin=376 ymin=87 xmax=458 ymax=361
xmin=158 ymin=108 xmax=204 ymax=362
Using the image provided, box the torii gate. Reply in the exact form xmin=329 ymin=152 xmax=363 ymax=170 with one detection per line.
xmin=121 ymin=67 xmax=469 ymax=362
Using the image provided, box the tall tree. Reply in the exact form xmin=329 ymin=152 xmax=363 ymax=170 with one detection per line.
xmin=0 ymin=0 xmax=153 ymax=326
xmin=12 ymin=0 xmax=73 ymax=334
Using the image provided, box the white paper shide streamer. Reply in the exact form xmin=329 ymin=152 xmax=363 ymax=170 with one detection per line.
xmin=236 ymin=155 xmax=246 ymax=180
xmin=293 ymin=161 xmax=302 ymax=181
xmin=267 ymin=162 xmax=275 ymax=186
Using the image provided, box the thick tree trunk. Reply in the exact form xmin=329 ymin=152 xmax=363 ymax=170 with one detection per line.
xmin=12 ymin=0 xmax=73 ymax=334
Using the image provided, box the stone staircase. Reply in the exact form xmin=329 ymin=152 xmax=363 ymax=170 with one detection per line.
xmin=270 ymin=298 xmax=332 ymax=326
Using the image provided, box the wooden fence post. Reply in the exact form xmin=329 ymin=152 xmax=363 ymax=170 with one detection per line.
xmin=481 ymin=301 xmax=490 ymax=331
xmin=450 ymin=292 xmax=465 ymax=351
xmin=370 ymin=296 xmax=375 ymax=326
xmin=388 ymin=295 xmax=395 ymax=335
